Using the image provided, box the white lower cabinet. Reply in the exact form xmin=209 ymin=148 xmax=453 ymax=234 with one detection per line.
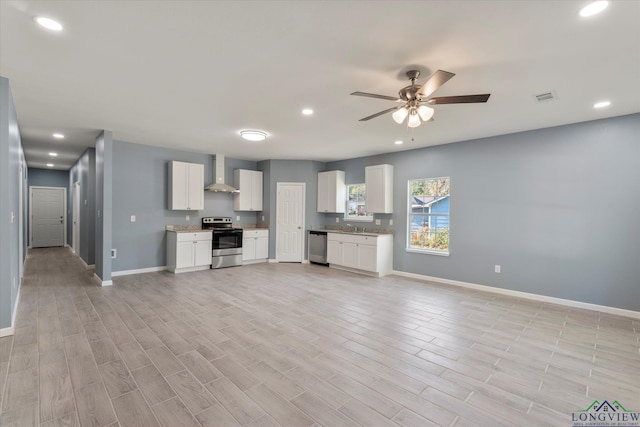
xmin=167 ymin=231 xmax=212 ymax=274
xmin=242 ymin=229 xmax=269 ymax=263
xmin=326 ymin=233 xmax=393 ymax=276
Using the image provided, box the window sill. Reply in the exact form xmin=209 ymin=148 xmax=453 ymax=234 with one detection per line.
xmin=405 ymin=248 xmax=450 ymax=256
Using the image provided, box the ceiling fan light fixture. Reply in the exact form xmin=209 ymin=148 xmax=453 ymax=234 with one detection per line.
xmin=392 ymin=107 xmax=409 ymax=124
xmin=417 ymin=105 xmax=435 ymax=121
xmin=407 ymin=112 xmax=421 ymax=128
xmin=240 ymin=130 xmax=267 ymax=141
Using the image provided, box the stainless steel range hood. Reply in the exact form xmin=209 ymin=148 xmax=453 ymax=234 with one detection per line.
xmin=204 ymin=155 xmax=239 ymax=193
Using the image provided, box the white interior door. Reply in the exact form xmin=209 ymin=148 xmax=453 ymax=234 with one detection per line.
xmin=72 ymin=182 xmax=81 ymax=254
xmin=31 ymin=187 xmax=66 ymax=248
xmin=276 ymin=182 xmax=305 ymax=262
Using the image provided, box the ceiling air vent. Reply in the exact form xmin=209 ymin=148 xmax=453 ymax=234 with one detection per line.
xmin=534 ymin=91 xmax=558 ymax=103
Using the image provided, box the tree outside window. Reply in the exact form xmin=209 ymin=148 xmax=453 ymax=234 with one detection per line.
xmin=408 ymin=177 xmax=450 ymax=253
xmin=345 ymin=183 xmax=372 ymax=220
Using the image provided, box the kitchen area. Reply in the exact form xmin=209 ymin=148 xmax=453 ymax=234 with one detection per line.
xmin=161 ymin=154 xmax=394 ymax=277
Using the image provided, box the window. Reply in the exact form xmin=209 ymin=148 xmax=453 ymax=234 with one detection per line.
xmin=407 ymin=177 xmax=450 ymax=254
xmin=345 ymin=183 xmax=372 ymax=221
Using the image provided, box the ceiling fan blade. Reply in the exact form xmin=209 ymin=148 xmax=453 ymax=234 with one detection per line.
xmin=416 ymin=70 xmax=455 ymax=98
xmin=359 ymin=105 xmax=404 ymax=121
xmin=351 ymin=91 xmax=402 ymax=102
xmin=427 ymin=94 xmax=491 ymax=104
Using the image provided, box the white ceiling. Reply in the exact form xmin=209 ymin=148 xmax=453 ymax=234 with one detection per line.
xmin=1 ymin=1 xmax=639 ymax=170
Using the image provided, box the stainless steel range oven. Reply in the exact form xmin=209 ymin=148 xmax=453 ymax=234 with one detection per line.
xmin=201 ymin=217 xmax=243 ymax=268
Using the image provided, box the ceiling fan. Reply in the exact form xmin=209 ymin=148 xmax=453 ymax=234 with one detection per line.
xmin=351 ymin=69 xmax=490 ymax=128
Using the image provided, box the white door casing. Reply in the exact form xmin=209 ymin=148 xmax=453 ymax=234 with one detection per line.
xmin=72 ymin=182 xmax=81 ymax=254
xmin=30 ymin=186 xmax=66 ymax=248
xmin=276 ymin=182 xmax=305 ymax=262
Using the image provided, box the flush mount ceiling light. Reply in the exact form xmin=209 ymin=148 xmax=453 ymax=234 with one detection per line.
xmin=34 ymin=16 xmax=63 ymax=31
xmin=48 ymin=152 xmax=58 ymax=157
xmin=240 ymin=130 xmax=267 ymax=141
xmin=46 ymin=163 xmax=54 ymax=167
xmin=302 ymin=108 xmax=314 ymax=116
xmin=593 ymin=100 xmax=611 ymax=108
xmin=53 ymin=133 xmax=64 ymax=139
xmin=579 ymin=1 xmax=609 ymax=17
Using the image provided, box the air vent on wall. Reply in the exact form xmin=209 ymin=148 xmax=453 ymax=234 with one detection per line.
xmin=534 ymin=90 xmax=558 ymax=103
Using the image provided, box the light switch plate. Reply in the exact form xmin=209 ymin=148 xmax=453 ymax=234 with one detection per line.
xmin=389 ymin=219 xmax=393 ymax=225
xmin=130 ymin=215 xmax=136 ymax=222
xmin=236 ymin=216 xmax=240 ymax=221
xmin=186 ymin=215 xmax=190 ymax=221
xmin=336 ymin=217 xmax=340 ymax=223
xmin=375 ymin=219 xmax=381 ymax=225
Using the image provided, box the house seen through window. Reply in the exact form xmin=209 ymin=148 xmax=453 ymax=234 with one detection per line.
xmin=345 ymin=183 xmax=372 ymax=220
xmin=408 ymin=177 xmax=450 ymax=254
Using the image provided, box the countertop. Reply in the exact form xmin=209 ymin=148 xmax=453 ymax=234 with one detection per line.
xmin=166 ymin=224 xmax=270 ymax=233
xmin=309 ymin=228 xmax=393 ymax=237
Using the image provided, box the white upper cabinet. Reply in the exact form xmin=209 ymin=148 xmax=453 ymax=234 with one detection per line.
xmin=234 ymin=169 xmax=263 ymax=211
xmin=317 ymin=170 xmax=346 ymax=213
xmin=168 ymin=161 xmax=204 ymax=210
xmin=365 ymin=164 xmax=393 ymax=213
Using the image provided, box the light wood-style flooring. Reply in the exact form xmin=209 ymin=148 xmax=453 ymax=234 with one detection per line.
xmin=1 ymin=247 xmax=638 ymax=426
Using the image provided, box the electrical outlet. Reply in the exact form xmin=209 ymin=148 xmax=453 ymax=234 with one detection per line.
xmin=336 ymin=217 xmax=340 ymax=223
xmin=11 ymin=211 xmax=14 ymax=223
xmin=130 ymin=215 xmax=136 ymax=222
xmin=12 ymin=277 xmax=16 ymax=290
xmin=375 ymin=219 xmax=381 ymax=225
xmin=111 ymin=249 xmax=117 ymax=258
xmin=262 ymin=215 xmax=265 ymax=221
xmin=495 ymin=265 xmax=501 ymax=273
xmin=236 ymin=216 xmax=240 ymax=221
xmin=186 ymin=215 xmax=190 ymax=221
xmin=389 ymin=219 xmax=393 ymax=225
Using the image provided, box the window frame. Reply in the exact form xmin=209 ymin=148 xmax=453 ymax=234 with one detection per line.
xmin=406 ymin=176 xmax=451 ymax=256
xmin=344 ymin=183 xmax=373 ymax=222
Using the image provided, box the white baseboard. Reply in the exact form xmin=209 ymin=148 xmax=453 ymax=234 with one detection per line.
xmin=78 ymin=255 xmax=95 ymax=270
xmin=268 ymin=259 xmax=278 ymax=263
xmin=301 ymin=260 xmax=310 ymax=264
xmin=391 ymin=270 xmax=640 ymax=320
xmin=93 ymin=273 xmax=113 ymax=287
xmin=1 ymin=284 xmax=22 ymax=337
xmin=112 ymin=266 xmax=167 ymax=277
xmin=0 ymin=327 xmax=14 ymax=337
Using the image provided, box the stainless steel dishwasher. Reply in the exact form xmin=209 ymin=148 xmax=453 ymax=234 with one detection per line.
xmin=308 ymin=230 xmax=328 ymax=265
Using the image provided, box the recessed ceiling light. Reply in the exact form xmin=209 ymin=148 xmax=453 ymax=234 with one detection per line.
xmin=240 ymin=130 xmax=267 ymax=141
xmin=46 ymin=163 xmax=54 ymax=167
xmin=53 ymin=133 xmax=64 ymax=139
xmin=395 ymin=140 xmax=403 ymax=145
xmin=593 ymin=100 xmax=611 ymax=109
xmin=34 ymin=16 xmax=63 ymax=31
xmin=302 ymin=108 xmax=314 ymax=116
xmin=579 ymin=1 xmax=609 ymax=17
xmin=48 ymin=152 xmax=58 ymax=157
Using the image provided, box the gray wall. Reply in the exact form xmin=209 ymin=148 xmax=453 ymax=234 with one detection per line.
xmin=69 ymin=148 xmax=96 ymax=265
xmin=259 ymin=159 xmax=326 ymax=258
xmin=111 ymin=139 xmax=258 ymax=272
xmin=0 ymin=77 xmax=27 ymax=330
xmin=326 ymin=113 xmax=640 ymax=312
xmin=28 ymin=167 xmax=71 ymax=242
xmin=95 ymin=131 xmax=113 ymax=282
